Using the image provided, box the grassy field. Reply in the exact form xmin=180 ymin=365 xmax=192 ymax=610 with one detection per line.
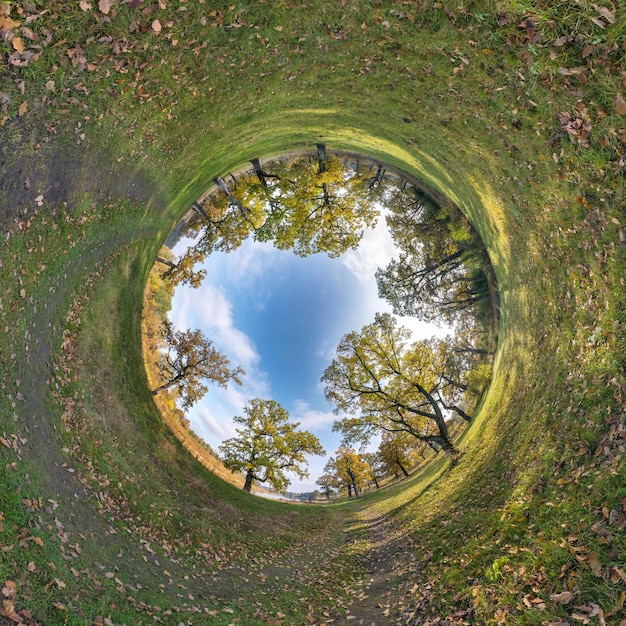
xmin=1 ymin=1 xmax=625 ymax=624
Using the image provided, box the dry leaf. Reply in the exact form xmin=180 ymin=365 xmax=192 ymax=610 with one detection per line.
xmin=80 ymin=1 xmax=92 ymax=10
xmin=1 ymin=581 xmax=17 ymax=599
xmin=151 ymin=19 xmax=162 ymax=33
xmin=615 ymin=93 xmax=626 ymax=115
xmin=593 ymin=4 xmax=615 ymax=24
xmin=11 ymin=36 xmax=24 ymax=53
xmin=0 ymin=15 xmax=20 ymax=30
xmin=18 ymin=101 xmax=28 ymax=116
xmin=550 ymin=591 xmax=573 ymax=604
xmin=98 ymin=0 xmax=114 ymax=14
xmin=558 ymin=66 xmax=587 ymax=76
xmin=585 ymin=551 xmax=602 ymax=575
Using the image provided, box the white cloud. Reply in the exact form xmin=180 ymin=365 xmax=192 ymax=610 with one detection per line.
xmin=341 ymin=216 xmax=396 ymax=284
xmin=190 ymin=402 xmax=238 ymax=444
xmin=179 ymin=282 xmax=260 ymax=371
xmin=224 ymin=238 xmax=285 ymax=285
xmin=291 ymin=399 xmax=336 ymax=432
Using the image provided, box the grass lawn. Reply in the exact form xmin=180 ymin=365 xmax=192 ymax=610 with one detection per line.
xmin=1 ymin=1 xmax=624 ymax=624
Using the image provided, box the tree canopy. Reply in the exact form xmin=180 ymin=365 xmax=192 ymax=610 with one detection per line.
xmin=322 ymin=312 xmax=460 ymax=455
xmin=376 ymin=186 xmax=490 ymax=325
xmin=161 ymin=150 xmax=381 ymax=288
xmin=324 ymin=447 xmax=372 ymax=497
xmin=151 ymin=320 xmax=244 ymax=410
xmin=219 ymin=398 xmax=325 ymax=493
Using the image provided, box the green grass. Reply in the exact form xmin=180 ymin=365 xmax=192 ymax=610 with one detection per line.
xmin=1 ymin=0 xmax=625 ymax=624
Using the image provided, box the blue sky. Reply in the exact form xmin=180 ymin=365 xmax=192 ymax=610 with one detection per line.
xmin=169 ymin=217 xmax=447 ymax=493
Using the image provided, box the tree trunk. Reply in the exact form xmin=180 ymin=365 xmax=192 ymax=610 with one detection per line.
xmin=432 ymin=435 xmax=458 ymax=457
xmin=151 ymin=382 xmax=172 ymax=396
xmin=450 ymin=404 xmax=472 ymax=421
xmin=243 ymin=471 xmax=254 ymax=492
xmin=316 ymin=144 xmax=327 ymax=174
xmin=396 ymin=459 xmax=410 ymax=477
xmin=156 ymin=257 xmax=175 ymax=269
xmin=321 ymin=182 xmax=331 ymax=206
xmin=367 ymin=164 xmax=385 ymax=190
xmin=251 ymin=158 xmax=268 ymax=187
xmin=192 ymin=201 xmax=212 ymax=223
xmin=214 ymin=176 xmax=253 ymax=225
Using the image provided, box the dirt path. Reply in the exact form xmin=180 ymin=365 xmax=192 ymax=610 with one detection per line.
xmin=342 ymin=505 xmax=408 ymax=625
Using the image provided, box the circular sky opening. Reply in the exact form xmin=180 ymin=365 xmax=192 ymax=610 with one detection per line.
xmin=146 ymin=148 xmax=498 ymax=495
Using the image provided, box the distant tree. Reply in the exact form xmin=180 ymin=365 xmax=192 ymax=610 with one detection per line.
xmin=362 ymin=452 xmax=385 ymax=489
xmin=219 ymin=399 xmax=325 ymax=493
xmin=332 ymin=447 xmax=372 ymax=497
xmin=322 ymin=313 xmax=460 ymax=455
xmin=157 ymin=252 xmax=207 ymax=289
xmin=151 ymin=321 xmax=244 ymax=409
xmin=316 ymin=472 xmax=338 ymax=500
xmin=253 ymin=153 xmax=379 ymax=258
xmin=377 ymin=432 xmax=415 ymax=478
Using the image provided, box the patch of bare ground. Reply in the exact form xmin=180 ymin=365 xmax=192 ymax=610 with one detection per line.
xmin=338 ymin=506 xmax=410 ymax=625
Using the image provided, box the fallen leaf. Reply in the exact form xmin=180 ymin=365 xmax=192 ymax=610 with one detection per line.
xmin=615 ymin=93 xmax=626 ymax=115
xmin=609 ymin=565 xmax=626 ymax=584
xmin=558 ymin=66 xmax=587 ymax=76
xmin=98 ymin=0 xmax=115 ymax=14
xmin=151 ymin=19 xmax=162 ymax=33
xmin=0 ymin=15 xmax=20 ymax=30
xmin=593 ymin=4 xmax=615 ymax=24
xmin=18 ymin=101 xmax=28 ymax=116
xmin=550 ymin=591 xmax=573 ymax=604
xmin=80 ymin=0 xmax=92 ymax=10
xmin=585 ymin=551 xmax=602 ymax=575
xmin=1 ymin=581 xmax=17 ymax=599
xmin=11 ymin=37 xmax=24 ymax=53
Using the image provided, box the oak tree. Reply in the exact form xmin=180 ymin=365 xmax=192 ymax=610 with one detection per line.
xmin=376 ymin=186 xmax=489 ymax=324
xmin=330 ymin=446 xmax=372 ymax=497
xmin=151 ymin=321 xmax=244 ymax=409
xmin=219 ymin=398 xmax=325 ymax=493
xmin=322 ymin=312 xmax=459 ymax=455
xmin=377 ymin=431 xmax=416 ymax=478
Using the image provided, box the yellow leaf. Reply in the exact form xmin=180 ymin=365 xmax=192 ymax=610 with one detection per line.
xmin=18 ymin=101 xmax=28 ymax=116
xmin=11 ymin=36 xmax=24 ymax=53
xmin=0 ymin=15 xmax=20 ymax=30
